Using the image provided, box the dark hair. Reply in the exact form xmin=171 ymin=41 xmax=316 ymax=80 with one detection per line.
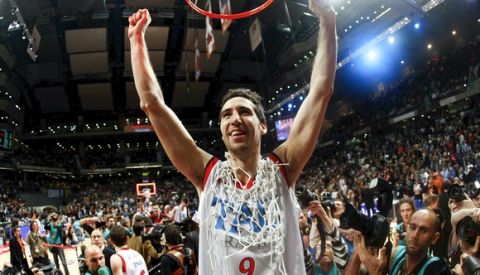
xmin=12 ymin=225 xmax=20 ymax=234
xmin=30 ymin=220 xmax=39 ymax=231
xmin=133 ymin=222 xmax=145 ymax=237
xmin=109 ymin=225 xmax=129 ymax=247
xmin=473 ymin=188 xmax=480 ymax=199
xmin=220 ymin=88 xmax=266 ymax=123
xmin=164 ymin=224 xmax=183 ymax=246
xmin=398 ymin=198 xmax=416 ymax=212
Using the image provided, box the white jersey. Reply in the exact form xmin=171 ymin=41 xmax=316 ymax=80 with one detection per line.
xmin=173 ymin=205 xmax=188 ymax=223
xmin=198 ymin=154 xmax=306 ymax=275
xmin=116 ymin=248 xmax=148 ymax=275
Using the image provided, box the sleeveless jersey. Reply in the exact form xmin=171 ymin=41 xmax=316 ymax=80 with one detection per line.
xmin=116 ymin=248 xmax=148 ymax=275
xmin=198 ymin=154 xmax=306 ymax=275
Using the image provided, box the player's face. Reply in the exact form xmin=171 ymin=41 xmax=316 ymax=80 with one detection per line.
xmin=220 ymin=97 xmax=266 ymax=154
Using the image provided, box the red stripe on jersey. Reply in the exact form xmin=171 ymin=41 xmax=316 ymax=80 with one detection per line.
xmin=268 ymin=153 xmax=290 ymax=187
xmin=202 ymin=157 xmax=220 ymax=191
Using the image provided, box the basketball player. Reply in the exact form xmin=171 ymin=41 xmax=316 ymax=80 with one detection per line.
xmin=128 ymin=0 xmax=337 ymax=273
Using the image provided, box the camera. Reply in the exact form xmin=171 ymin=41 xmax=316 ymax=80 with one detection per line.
xmin=339 ymin=201 xmax=390 ymax=248
xmin=296 ymin=186 xmax=318 ymax=209
xmin=448 ymin=184 xmax=466 ymax=202
xmin=369 ymin=178 xmax=393 ymax=193
xmin=144 ymin=224 xmax=165 ymax=251
xmin=456 ymin=215 xmax=480 ymax=246
xmin=321 ymin=200 xmax=337 ymax=213
xmin=462 ymin=255 xmax=480 ymax=275
xmin=296 ymin=186 xmax=336 ymax=213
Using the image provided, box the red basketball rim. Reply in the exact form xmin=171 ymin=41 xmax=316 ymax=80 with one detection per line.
xmin=185 ymin=0 xmax=274 ymax=20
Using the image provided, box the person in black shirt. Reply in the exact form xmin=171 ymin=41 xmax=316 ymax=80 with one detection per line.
xmin=157 ymin=224 xmax=196 ymax=275
xmin=9 ymin=226 xmax=33 ymax=275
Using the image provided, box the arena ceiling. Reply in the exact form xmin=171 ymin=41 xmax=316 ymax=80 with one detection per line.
xmin=0 ymin=0 xmax=478 ymax=132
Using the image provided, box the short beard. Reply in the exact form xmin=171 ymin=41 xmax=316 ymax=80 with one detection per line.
xmin=405 ymin=245 xmax=427 ymax=257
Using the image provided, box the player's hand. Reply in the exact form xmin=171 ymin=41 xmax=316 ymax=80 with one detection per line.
xmin=308 ymin=0 xmax=335 ymax=19
xmin=128 ymin=9 xmax=152 ymax=39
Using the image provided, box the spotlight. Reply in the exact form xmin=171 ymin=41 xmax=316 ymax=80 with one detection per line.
xmin=367 ymin=50 xmax=377 ymax=61
xmin=388 ymin=36 xmax=395 ymax=44
xmin=427 ymin=43 xmax=432 ymax=50
xmin=414 ymin=23 xmax=420 ymax=29
xmin=400 ymin=60 xmax=404 ymax=64
xmin=452 ymin=30 xmax=456 ymax=35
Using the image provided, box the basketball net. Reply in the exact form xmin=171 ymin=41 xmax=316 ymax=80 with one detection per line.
xmin=203 ymin=153 xmax=287 ymax=274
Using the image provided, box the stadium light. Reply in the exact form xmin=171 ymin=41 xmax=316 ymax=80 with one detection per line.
xmin=367 ymin=50 xmax=377 ymax=61
xmin=388 ymin=36 xmax=395 ymax=44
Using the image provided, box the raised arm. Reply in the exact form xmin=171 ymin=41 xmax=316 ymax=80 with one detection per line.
xmin=128 ymin=9 xmax=212 ymax=189
xmin=273 ymin=0 xmax=337 ymax=184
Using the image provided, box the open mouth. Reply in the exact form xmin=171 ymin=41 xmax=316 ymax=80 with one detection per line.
xmin=230 ymin=130 xmax=246 ymax=137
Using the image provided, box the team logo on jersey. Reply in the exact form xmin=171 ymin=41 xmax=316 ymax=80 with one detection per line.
xmin=210 ymin=196 xmax=268 ymax=234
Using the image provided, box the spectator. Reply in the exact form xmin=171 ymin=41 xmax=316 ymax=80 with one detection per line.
xmin=26 ymin=221 xmax=49 ymax=265
xmin=44 ymin=213 xmax=70 ymax=275
xmin=9 ymin=225 xmax=33 ymax=275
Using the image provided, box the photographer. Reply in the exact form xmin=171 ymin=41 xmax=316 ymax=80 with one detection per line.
xmin=452 ymin=234 xmax=480 ymax=275
xmin=450 ymin=202 xmax=480 ymax=273
xmin=153 ymin=224 xmax=197 ymax=275
xmin=308 ymin=200 xmax=349 ymax=274
xmin=395 ymin=198 xmax=416 ymax=247
xmin=44 ymin=213 xmax=70 ymax=275
xmin=346 ymin=209 xmax=451 ymax=275
xmin=448 ymin=184 xmax=479 ymax=266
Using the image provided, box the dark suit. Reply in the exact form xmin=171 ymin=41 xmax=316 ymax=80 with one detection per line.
xmin=9 ymin=237 xmax=33 ymax=275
